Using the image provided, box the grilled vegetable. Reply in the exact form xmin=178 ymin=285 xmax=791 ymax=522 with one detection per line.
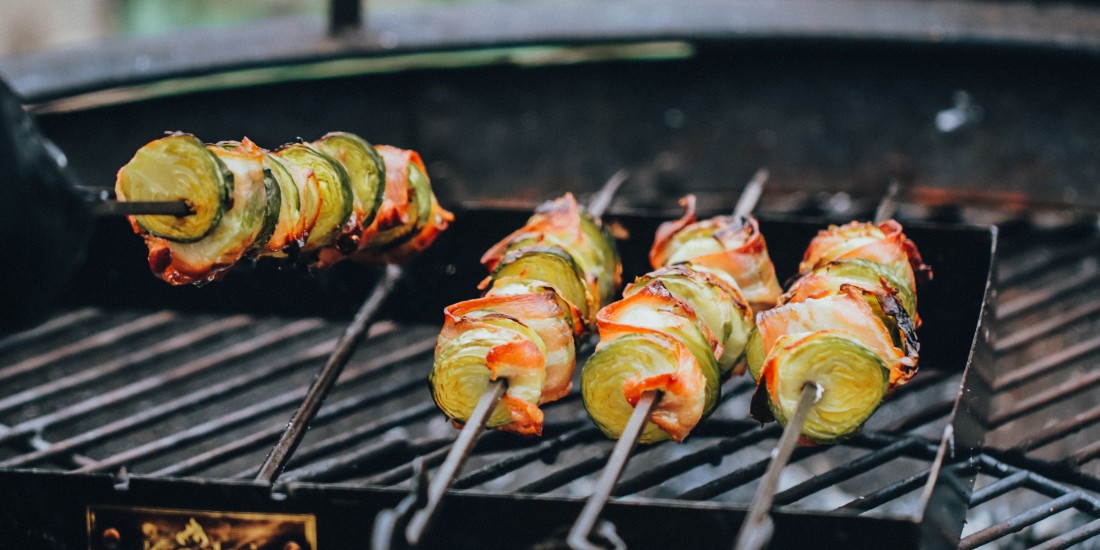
xmin=799 ymin=220 xmax=932 ymax=294
xmin=314 ymin=131 xmax=386 ymax=250
xmin=582 ymin=334 xmax=706 ymax=443
xmin=781 ymin=258 xmax=918 ymax=325
xmin=762 ymin=332 xmax=889 ymax=443
xmin=649 ymin=195 xmax=781 ymax=311
xmin=583 ymin=283 xmax=721 ymax=443
xmin=116 ymin=133 xmax=231 ymax=243
xmin=582 ymin=195 xmax=773 ymax=443
xmin=274 ymin=143 xmax=354 ymax=254
xmin=484 ymin=246 xmax=595 ymax=330
xmin=629 ymin=264 xmax=753 ymax=376
xmin=118 ymin=132 xmax=450 ymax=285
xmin=430 ymin=193 xmax=620 ymax=436
xmin=137 ymin=141 xmax=271 ymax=285
xmin=751 ymin=287 xmax=916 ymax=387
xmin=482 ymin=194 xmax=620 ymax=322
xmin=351 ymin=146 xmax=454 ymax=265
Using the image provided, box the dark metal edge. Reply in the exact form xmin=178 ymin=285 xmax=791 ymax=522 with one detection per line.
xmin=918 ymin=224 xmax=999 ymax=549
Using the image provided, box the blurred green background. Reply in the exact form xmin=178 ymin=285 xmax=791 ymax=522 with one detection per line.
xmin=0 ymin=0 xmax=461 ymax=57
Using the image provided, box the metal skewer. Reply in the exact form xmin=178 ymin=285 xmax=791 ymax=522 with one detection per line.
xmin=732 ymin=181 xmax=903 ymax=550
xmin=374 ymin=170 xmax=629 ymax=549
xmin=255 ymin=264 xmax=403 ymax=483
xmin=566 ymin=169 xmax=768 ymax=550
xmin=91 ymin=199 xmax=193 ymax=217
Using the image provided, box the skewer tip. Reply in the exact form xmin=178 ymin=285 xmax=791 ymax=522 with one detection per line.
xmin=586 ymin=169 xmax=629 ymax=219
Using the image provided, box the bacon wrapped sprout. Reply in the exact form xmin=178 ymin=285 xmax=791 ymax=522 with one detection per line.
xmin=749 ymin=219 xmax=929 ymax=444
xmin=115 ymin=132 xmax=451 ymax=285
xmin=583 ymin=195 xmax=777 ymax=443
xmin=430 ymin=194 xmax=620 ymax=436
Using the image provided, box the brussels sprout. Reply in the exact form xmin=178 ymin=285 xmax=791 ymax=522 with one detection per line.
xmin=765 ymin=332 xmax=889 ymax=443
xmin=275 ymin=143 xmax=353 ymax=253
xmin=431 ymin=317 xmax=545 ymax=429
xmin=582 ymin=335 xmax=685 ymax=444
xmin=487 ymin=246 xmax=594 ymax=325
xmin=213 ymin=141 xmax=280 ymax=252
xmin=314 ymin=132 xmax=385 ymax=233
xmin=369 ymin=162 xmax=432 ymax=251
xmin=746 ymin=327 xmax=765 ymax=382
xmin=630 ymin=266 xmax=752 ymax=376
xmin=143 ymin=144 xmax=269 ymax=285
xmin=787 ymin=259 xmax=917 ymax=323
xmin=116 ymin=133 xmax=231 ymax=243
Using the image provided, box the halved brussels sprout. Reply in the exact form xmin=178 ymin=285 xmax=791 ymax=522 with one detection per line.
xmin=116 ymin=133 xmax=231 ymax=243
xmin=369 ymin=161 xmax=431 ymax=251
xmin=144 ymin=145 xmax=269 ymax=285
xmin=582 ymin=335 xmax=685 ymax=444
xmin=314 ymin=132 xmax=385 ymax=235
xmin=746 ymin=327 xmax=765 ymax=382
xmin=431 ymin=316 xmax=545 ymax=430
xmin=784 ymin=259 xmax=918 ymax=324
xmin=487 ymin=246 xmax=593 ymax=325
xmin=274 ymin=143 xmax=353 ymax=253
xmin=213 ymin=141 xmax=280 ymax=253
xmin=765 ymin=332 xmax=889 ymax=443
xmin=597 ymin=284 xmax=720 ymax=417
xmin=630 ymin=266 xmax=752 ymax=376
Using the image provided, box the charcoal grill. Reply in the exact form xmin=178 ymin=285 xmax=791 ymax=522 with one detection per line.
xmin=1 ymin=1 xmax=1099 ymax=548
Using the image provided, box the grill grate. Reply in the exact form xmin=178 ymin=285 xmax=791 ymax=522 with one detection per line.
xmin=20 ymin=207 xmax=1098 ymax=548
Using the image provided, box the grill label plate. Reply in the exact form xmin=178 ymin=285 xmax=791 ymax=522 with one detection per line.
xmin=86 ymin=504 xmax=317 ymax=549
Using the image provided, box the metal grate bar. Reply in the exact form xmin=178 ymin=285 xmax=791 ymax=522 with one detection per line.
xmin=968 ymin=470 xmax=1030 ymax=507
xmin=278 ymin=437 xmax=451 ymax=483
xmin=261 ymin=403 xmax=440 ymax=480
xmin=517 ymin=455 xmax=609 ymax=495
xmin=772 ymin=437 xmax=925 ymax=506
xmin=611 ymin=421 xmax=773 ymax=497
xmin=959 ymin=492 xmax=1083 ymax=550
xmin=156 ymin=382 xmax=434 ymax=479
xmin=1070 ymin=438 xmax=1100 ymax=465
xmin=0 ymin=315 xmax=252 ymax=415
xmin=1017 ymin=402 xmax=1100 ymax=452
xmin=1030 ymin=517 xmax=1100 ymax=550
xmin=452 ymin=425 xmax=598 ymax=490
xmin=256 ymin=265 xmax=403 ymax=483
xmin=837 ymin=469 xmax=930 ymax=512
xmin=237 ymin=375 xmax=427 ymax=479
xmin=283 ymin=438 xmax=453 ymax=483
xmin=366 ymin=442 xmax=454 ymax=486
xmin=996 ymin=268 xmax=1100 ymax=321
xmin=989 ymin=367 xmax=1100 ymax=427
xmin=0 ymin=318 xmax=326 ymax=448
xmin=883 ymin=399 xmax=955 ymax=433
xmin=997 ymin=239 xmax=1100 ymax=288
xmin=70 ymin=336 xmax=435 ymax=473
xmin=0 ymin=333 xmax=333 ymax=469
xmin=993 ymin=299 xmax=1100 ymax=353
xmin=677 ymin=446 xmax=825 ymax=501
xmin=0 ymin=311 xmax=176 ymax=383
xmin=0 ymin=307 xmax=100 ymax=355
xmin=994 ymin=333 xmax=1100 ymax=391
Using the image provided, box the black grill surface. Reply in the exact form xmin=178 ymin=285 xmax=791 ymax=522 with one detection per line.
xmin=4 ymin=208 xmax=1095 ymax=549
